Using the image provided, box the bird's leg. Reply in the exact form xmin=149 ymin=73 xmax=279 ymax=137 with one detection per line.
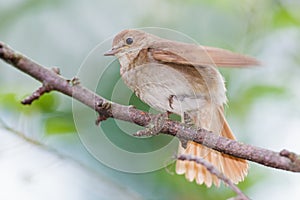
xmin=134 ymin=111 xmax=171 ymax=137
xmin=179 ymin=112 xmax=195 ymax=149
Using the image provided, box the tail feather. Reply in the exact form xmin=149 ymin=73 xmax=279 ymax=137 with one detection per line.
xmin=175 ymin=106 xmax=248 ymax=187
xmin=185 ymin=144 xmax=197 ymax=181
xmin=195 ymin=145 xmax=205 ymax=185
xmin=176 ymin=145 xmax=186 ymax=175
xmin=219 ymin=109 xmax=248 ymax=183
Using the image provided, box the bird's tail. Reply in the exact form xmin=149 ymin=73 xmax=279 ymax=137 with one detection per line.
xmin=175 ymin=106 xmax=248 ymax=187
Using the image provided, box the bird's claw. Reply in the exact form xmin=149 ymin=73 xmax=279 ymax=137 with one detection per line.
xmin=178 ymin=112 xmax=195 ymax=149
xmin=134 ymin=112 xmax=170 ymax=137
xmin=179 ymin=138 xmax=188 ymax=149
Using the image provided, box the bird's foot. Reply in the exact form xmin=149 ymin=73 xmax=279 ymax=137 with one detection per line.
xmin=178 ymin=112 xmax=195 ymax=149
xmin=179 ymin=138 xmax=188 ymax=149
xmin=134 ymin=111 xmax=170 ymax=137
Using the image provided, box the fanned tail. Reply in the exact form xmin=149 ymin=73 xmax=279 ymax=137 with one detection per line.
xmin=176 ymin=107 xmax=248 ymax=187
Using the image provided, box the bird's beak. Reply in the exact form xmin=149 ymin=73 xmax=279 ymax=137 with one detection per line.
xmin=104 ymin=48 xmax=118 ymax=56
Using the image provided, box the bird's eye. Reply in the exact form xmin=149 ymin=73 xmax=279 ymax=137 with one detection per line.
xmin=125 ymin=37 xmax=133 ymax=45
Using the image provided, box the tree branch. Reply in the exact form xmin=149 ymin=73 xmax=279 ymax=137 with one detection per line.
xmin=1 ymin=41 xmax=300 ymax=174
xmin=177 ymin=154 xmax=249 ymax=200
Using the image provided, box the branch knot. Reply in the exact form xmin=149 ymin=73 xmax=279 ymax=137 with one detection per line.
xmin=280 ymin=149 xmax=300 ymax=164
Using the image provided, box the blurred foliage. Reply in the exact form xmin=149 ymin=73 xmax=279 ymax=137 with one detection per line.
xmin=272 ymin=1 xmax=300 ymax=28
xmin=45 ymin=113 xmax=76 ymax=134
xmin=101 ymin=118 xmax=175 ymax=153
xmin=0 ymin=0 xmax=62 ymax=30
xmin=0 ymin=0 xmax=300 ymax=199
xmin=0 ymin=92 xmax=58 ymax=113
xmin=228 ymin=84 xmax=286 ymax=118
xmin=0 ymin=92 xmax=76 ymax=135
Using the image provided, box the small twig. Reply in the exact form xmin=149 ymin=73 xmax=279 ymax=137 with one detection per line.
xmin=21 ymin=83 xmax=53 ymax=105
xmin=176 ymin=154 xmax=249 ymax=200
xmin=21 ymin=68 xmax=61 ymax=105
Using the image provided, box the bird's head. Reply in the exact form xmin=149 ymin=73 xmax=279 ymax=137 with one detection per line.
xmin=104 ymin=29 xmax=155 ymax=58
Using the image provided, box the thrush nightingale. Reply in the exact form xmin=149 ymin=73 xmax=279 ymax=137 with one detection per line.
xmin=104 ymin=29 xmax=259 ymax=187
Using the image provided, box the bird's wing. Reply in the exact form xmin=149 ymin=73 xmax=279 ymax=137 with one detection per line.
xmin=149 ymin=40 xmax=260 ymax=67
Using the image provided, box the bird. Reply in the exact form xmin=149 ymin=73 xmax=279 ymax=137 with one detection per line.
xmin=104 ymin=29 xmax=259 ymax=187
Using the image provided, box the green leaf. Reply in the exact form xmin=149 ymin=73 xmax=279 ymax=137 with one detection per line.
xmin=45 ymin=115 xmax=76 ymax=134
xmin=243 ymin=85 xmax=285 ymax=98
xmin=29 ymin=93 xmax=59 ymax=112
xmin=0 ymin=92 xmax=59 ymax=114
xmin=0 ymin=93 xmax=23 ymax=110
xmin=272 ymin=5 xmax=300 ymax=28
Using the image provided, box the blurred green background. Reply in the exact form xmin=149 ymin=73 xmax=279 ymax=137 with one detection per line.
xmin=0 ymin=0 xmax=300 ymax=199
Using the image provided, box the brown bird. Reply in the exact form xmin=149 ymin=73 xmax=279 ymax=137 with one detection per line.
xmin=104 ymin=29 xmax=259 ymax=187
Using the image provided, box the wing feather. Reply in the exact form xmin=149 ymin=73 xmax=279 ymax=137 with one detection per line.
xmin=150 ymin=41 xmax=260 ymax=67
